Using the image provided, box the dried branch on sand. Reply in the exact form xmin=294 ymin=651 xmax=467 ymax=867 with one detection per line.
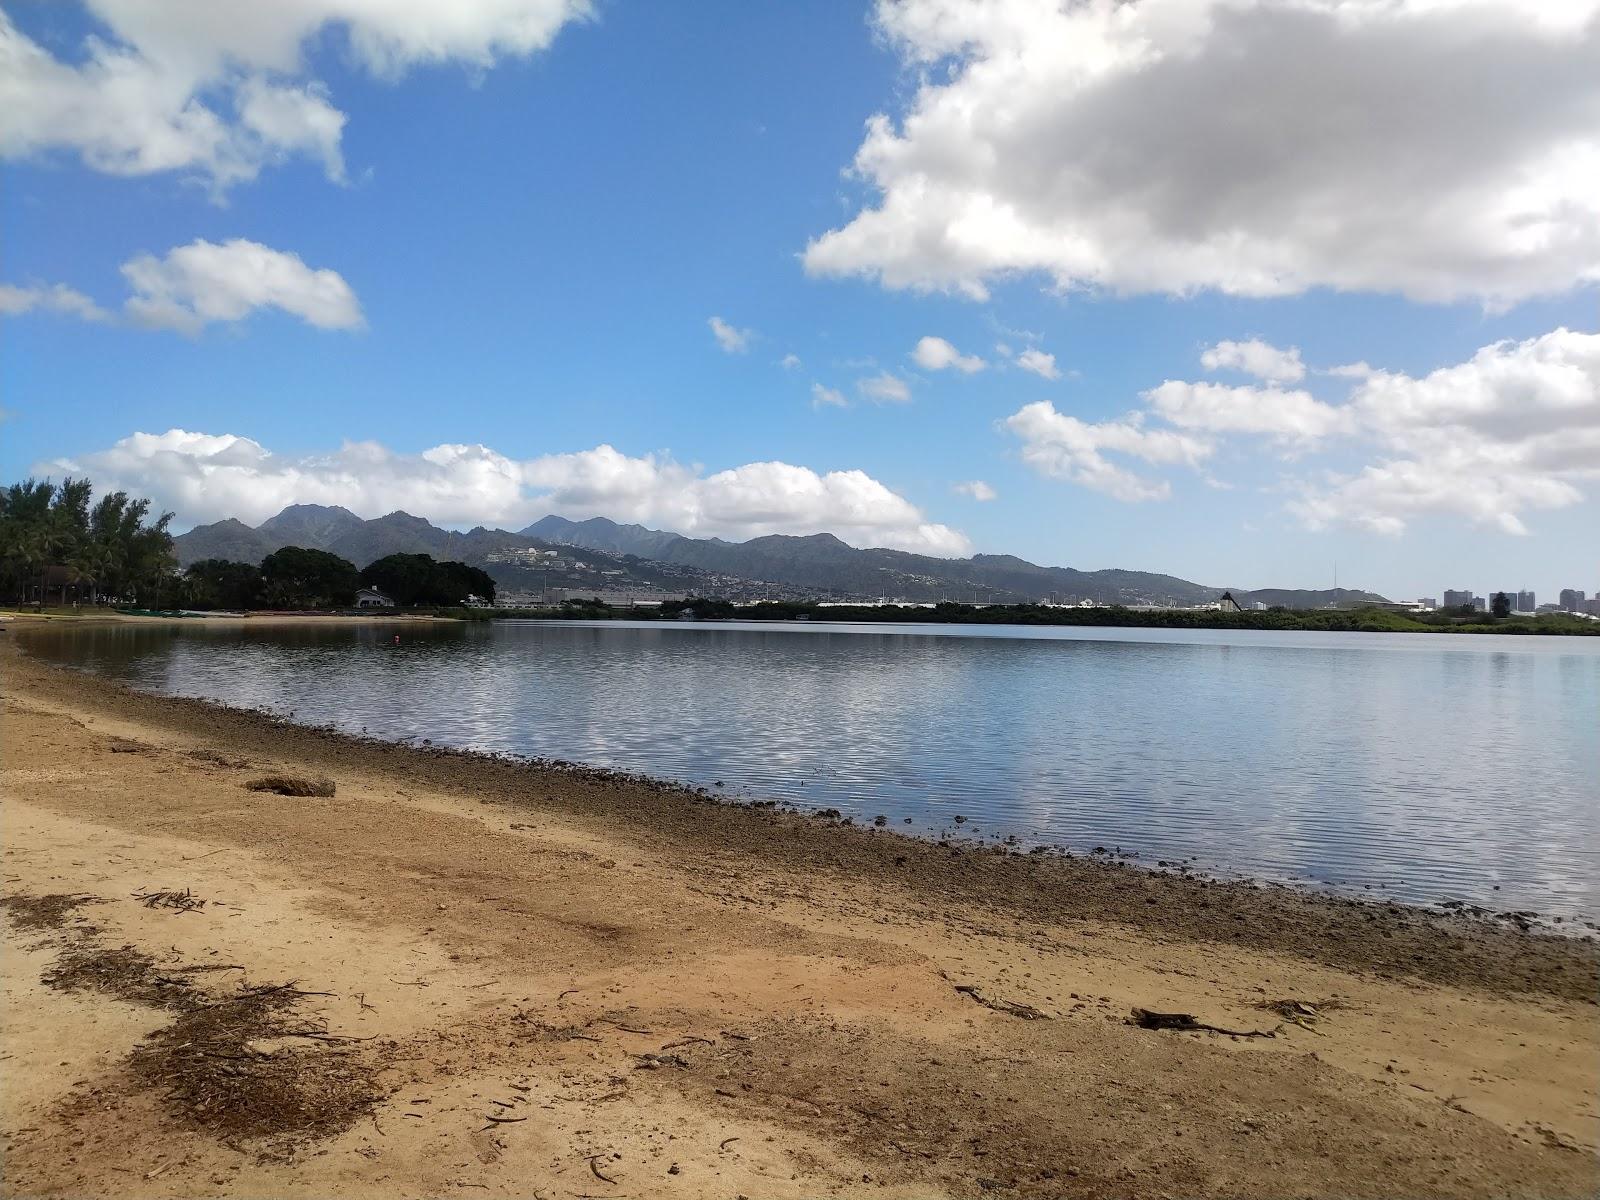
xmin=133 ymin=887 xmax=206 ymax=913
xmin=246 ymin=775 xmax=335 ymax=798
xmin=1128 ymin=1007 xmax=1276 ymax=1038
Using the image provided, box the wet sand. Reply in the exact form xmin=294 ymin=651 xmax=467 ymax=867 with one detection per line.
xmin=2 ymin=626 xmax=1596 ymax=1198
xmin=0 ymin=610 xmax=453 ymax=626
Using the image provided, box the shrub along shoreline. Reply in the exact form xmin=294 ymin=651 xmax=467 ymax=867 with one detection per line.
xmin=465 ymin=598 xmax=1599 ymax=635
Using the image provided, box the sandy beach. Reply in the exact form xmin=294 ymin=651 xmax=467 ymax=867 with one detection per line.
xmin=2 ymin=622 xmax=1596 ymax=1199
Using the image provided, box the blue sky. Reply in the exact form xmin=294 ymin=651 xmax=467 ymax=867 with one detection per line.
xmin=2 ymin=0 xmax=1597 ymax=601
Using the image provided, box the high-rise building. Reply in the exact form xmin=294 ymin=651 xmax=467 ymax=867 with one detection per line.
xmin=1443 ymin=589 xmax=1473 ymax=608
xmin=1417 ymin=598 xmax=1437 ymax=610
xmin=1559 ymin=588 xmax=1586 ymax=611
xmin=1473 ymin=596 xmax=1488 ymax=612
xmin=1517 ymin=590 xmax=1536 ymax=612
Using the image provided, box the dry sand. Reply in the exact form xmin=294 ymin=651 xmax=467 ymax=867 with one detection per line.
xmin=2 ymin=624 xmax=1596 ymax=1199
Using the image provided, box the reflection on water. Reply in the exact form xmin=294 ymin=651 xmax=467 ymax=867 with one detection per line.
xmin=22 ymin=619 xmax=1600 ymax=920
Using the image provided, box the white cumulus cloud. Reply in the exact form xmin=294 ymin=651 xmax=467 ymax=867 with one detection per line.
xmin=121 ymin=239 xmax=363 ymax=334
xmin=44 ymin=429 xmax=972 ymax=556
xmin=1352 ymin=327 xmax=1600 ymax=447
xmin=1005 ymin=326 xmax=1598 ymax=537
xmin=0 ymin=1 xmax=590 ymax=194
xmin=1004 ymin=401 xmax=1212 ymax=503
xmin=911 ymin=335 xmax=985 ymax=373
xmin=1288 ymin=455 xmax=1583 ymax=538
xmin=0 ymin=282 xmax=109 ymax=322
xmin=708 ymin=315 xmax=753 ymax=354
xmin=1292 ymin=327 xmax=1600 ymax=534
xmin=953 ymin=479 xmax=996 ymax=501
xmin=1200 ymin=338 xmax=1305 ymax=383
xmin=1145 ymin=380 xmax=1351 ymax=441
xmin=1015 ymin=347 xmax=1059 ymax=380
xmin=1325 ymin=361 xmax=1376 ymax=380
xmin=811 ymin=383 xmax=848 ymax=409
xmin=804 ymin=0 xmax=1600 ymax=307
xmin=2 ymin=238 xmax=361 ymax=334
xmin=858 ymin=371 xmax=912 ymax=404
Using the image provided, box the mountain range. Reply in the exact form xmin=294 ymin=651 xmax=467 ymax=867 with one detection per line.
xmin=173 ymin=505 xmax=1389 ymax=608
xmin=173 ymin=507 xmax=534 ymax=571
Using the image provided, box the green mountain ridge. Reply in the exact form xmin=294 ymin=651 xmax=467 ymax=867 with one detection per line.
xmin=517 ymin=515 xmax=1388 ymax=608
xmin=256 ymin=503 xmax=365 ymax=549
xmin=168 ymin=507 xmax=1389 ymax=608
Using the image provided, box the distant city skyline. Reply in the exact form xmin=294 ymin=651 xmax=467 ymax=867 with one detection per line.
xmin=2 ymin=1 xmax=1597 ymax=602
xmin=1436 ymin=588 xmax=1600 ymax=616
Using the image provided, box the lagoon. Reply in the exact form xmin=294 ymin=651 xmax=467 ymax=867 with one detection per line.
xmin=23 ymin=618 xmax=1600 ymax=921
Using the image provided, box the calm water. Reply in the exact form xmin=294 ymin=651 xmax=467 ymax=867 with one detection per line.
xmin=21 ymin=620 xmax=1600 ymax=921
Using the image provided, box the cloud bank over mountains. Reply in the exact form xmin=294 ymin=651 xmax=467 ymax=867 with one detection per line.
xmin=44 ymin=327 xmax=1600 ymax=551
xmin=43 ymin=431 xmax=971 ymax=557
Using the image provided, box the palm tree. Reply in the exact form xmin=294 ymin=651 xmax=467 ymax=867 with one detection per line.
xmin=0 ymin=477 xmax=174 ymax=607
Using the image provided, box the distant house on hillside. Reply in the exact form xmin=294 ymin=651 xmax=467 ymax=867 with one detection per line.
xmin=354 ymin=587 xmax=394 ymax=608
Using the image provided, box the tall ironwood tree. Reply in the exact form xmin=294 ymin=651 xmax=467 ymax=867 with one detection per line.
xmin=0 ymin=477 xmax=175 ymax=605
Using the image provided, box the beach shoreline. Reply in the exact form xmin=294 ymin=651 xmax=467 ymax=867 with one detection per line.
xmin=5 ymin=603 xmax=1596 ymax=637
xmin=11 ymin=617 xmax=1598 ymax=944
xmin=3 ymin=627 xmax=1597 ymax=1198
xmin=0 ymin=610 xmax=455 ymax=627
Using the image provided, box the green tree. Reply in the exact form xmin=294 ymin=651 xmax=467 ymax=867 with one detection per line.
xmin=358 ymin=552 xmax=437 ymax=605
xmin=1491 ymin=592 xmax=1512 ymax=618
xmin=260 ymin=546 xmax=359 ymax=609
xmin=659 ymin=595 xmax=736 ymax=620
xmin=359 ymin=553 xmax=497 ymax=606
xmin=434 ymin=560 xmax=495 ymax=605
xmin=86 ymin=490 xmax=174 ymax=601
xmin=0 ymin=476 xmax=175 ymax=606
xmin=182 ymin=559 xmax=265 ymax=610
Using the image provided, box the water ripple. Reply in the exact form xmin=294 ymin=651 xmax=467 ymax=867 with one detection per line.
xmin=23 ymin=619 xmax=1600 ymax=921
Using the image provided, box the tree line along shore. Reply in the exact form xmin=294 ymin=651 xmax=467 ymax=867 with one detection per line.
xmin=3 ymin=476 xmax=494 ymax=611
xmin=5 ymin=476 xmax=1594 ymax=634
xmin=513 ymin=597 xmax=1600 ymax=635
